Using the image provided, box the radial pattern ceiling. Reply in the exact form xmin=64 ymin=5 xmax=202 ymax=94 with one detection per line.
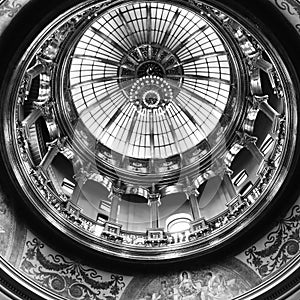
xmin=3 ymin=0 xmax=297 ymax=261
xmin=68 ymin=2 xmax=231 ymax=159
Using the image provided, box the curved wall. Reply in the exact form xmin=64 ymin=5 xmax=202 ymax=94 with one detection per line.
xmin=0 ymin=0 xmax=300 ymax=299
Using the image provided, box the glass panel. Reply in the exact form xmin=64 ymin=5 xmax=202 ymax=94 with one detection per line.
xmin=69 ymin=2 xmax=232 ymax=159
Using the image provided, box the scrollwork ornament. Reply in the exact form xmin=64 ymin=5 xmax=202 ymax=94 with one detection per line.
xmin=110 ymin=274 xmax=125 ymax=297
xmin=20 ymin=238 xmax=126 ymax=299
xmin=275 ymin=0 xmax=300 ymax=15
xmin=0 ymin=0 xmax=21 ymax=17
xmin=245 ymin=205 xmax=300 ymax=277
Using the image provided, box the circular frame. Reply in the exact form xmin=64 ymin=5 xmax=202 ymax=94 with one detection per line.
xmin=0 ymin=0 xmax=299 ymax=264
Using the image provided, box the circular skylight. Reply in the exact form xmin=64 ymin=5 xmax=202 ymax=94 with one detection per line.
xmin=67 ymin=2 xmax=233 ymax=159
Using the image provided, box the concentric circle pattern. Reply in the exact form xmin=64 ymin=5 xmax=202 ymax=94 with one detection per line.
xmin=4 ymin=0 xmax=297 ymax=261
xmin=68 ymin=2 xmax=232 ymax=160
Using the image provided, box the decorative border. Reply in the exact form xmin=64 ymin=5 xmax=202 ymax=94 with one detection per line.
xmin=0 ymin=0 xmax=21 ymax=18
xmin=19 ymin=237 xmax=126 ymax=300
xmin=275 ymin=0 xmax=300 ymax=15
xmin=245 ymin=204 xmax=300 ymax=277
xmin=120 ymin=257 xmax=262 ymax=300
xmin=273 ymin=0 xmax=300 ymax=32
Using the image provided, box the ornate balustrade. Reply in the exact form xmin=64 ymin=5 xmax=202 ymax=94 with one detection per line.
xmin=24 ymin=163 xmax=279 ymax=249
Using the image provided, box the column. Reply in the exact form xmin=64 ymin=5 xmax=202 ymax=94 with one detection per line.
xmin=38 ymin=138 xmax=66 ymax=174
xmin=211 ymin=160 xmax=237 ymax=203
xmin=237 ymin=131 xmax=264 ymax=163
xmin=19 ymin=63 xmax=48 ymax=104
xmin=149 ymin=111 xmax=155 ymax=173
xmin=27 ymin=63 xmax=47 ymax=79
xmin=255 ymin=58 xmax=273 ymax=73
xmin=251 ymin=95 xmax=280 ymax=121
xmin=38 ymin=145 xmax=59 ymax=173
xmin=22 ymin=109 xmax=42 ymax=139
xmin=254 ymin=58 xmax=275 ymax=88
xmin=148 ymin=193 xmax=161 ymax=229
xmin=221 ymin=169 xmax=237 ymax=203
xmin=109 ymin=191 xmax=122 ymax=223
xmin=186 ymin=188 xmax=201 ymax=220
xmin=71 ymin=168 xmax=89 ymax=205
xmin=218 ymin=168 xmax=243 ymax=214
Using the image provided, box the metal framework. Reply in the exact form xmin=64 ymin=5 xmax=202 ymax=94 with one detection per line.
xmin=1 ymin=0 xmax=297 ymax=263
xmin=68 ymin=2 xmax=232 ymax=159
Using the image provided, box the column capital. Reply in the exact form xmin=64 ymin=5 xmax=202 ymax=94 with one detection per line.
xmin=148 ymin=192 xmax=161 ymax=229
xmin=61 ymin=147 xmax=74 ymax=160
xmin=37 ymin=56 xmax=55 ymax=73
xmin=254 ymin=57 xmax=273 ymax=73
xmin=46 ymin=136 xmax=67 ymax=151
xmin=110 ymin=186 xmax=124 ymax=199
xmin=237 ymin=131 xmax=264 ymax=163
xmin=248 ymin=95 xmax=269 ymax=110
xmin=147 ymin=193 xmax=161 ymax=206
xmin=73 ymin=167 xmax=90 ymax=185
xmin=185 ymin=186 xmax=199 ymax=198
xmin=33 ymin=97 xmax=54 ymax=115
xmin=246 ymin=52 xmax=262 ymax=71
xmin=258 ymin=158 xmax=276 ymax=180
xmin=210 ymin=159 xmax=233 ymax=178
xmin=236 ymin=131 xmax=257 ymax=146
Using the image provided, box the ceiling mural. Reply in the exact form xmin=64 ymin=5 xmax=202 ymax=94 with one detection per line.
xmin=0 ymin=185 xmax=27 ymax=266
xmin=0 ymin=187 xmax=15 ymax=259
xmin=19 ymin=231 xmax=132 ymax=300
xmin=239 ymin=196 xmax=300 ymax=278
xmin=2 ymin=199 xmax=299 ymax=300
xmin=120 ymin=259 xmax=261 ymax=300
xmin=18 ymin=229 xmax=262 ymax=300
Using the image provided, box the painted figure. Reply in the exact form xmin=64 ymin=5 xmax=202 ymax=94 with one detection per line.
xmin=178 ymin=271 xmax=200 ymax=300
xmin=201 ymin=272 xmax=233 ymax=300
xmin=155 ymin=280 xmax=174 ymax=300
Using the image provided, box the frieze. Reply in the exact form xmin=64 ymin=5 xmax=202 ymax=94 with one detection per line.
xmin=120 ymin=259 xmax=261 ymax=300
xmin=245 ymin=204 xmax=300 ymax=277
xmin=20 ymin=237 xmax=126 ymax=300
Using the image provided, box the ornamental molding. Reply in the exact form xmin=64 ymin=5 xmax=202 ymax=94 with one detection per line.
xmin=0 ymin=0 xmax=21 ymax=18
xmin=245 ymin=204 xmax=300 ymax=278
xmin=19 ymin=237 xmax=127 ymax=300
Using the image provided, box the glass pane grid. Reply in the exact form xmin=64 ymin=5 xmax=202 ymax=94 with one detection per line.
xmin=68 ymin=2 xmax=233 ymax=159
